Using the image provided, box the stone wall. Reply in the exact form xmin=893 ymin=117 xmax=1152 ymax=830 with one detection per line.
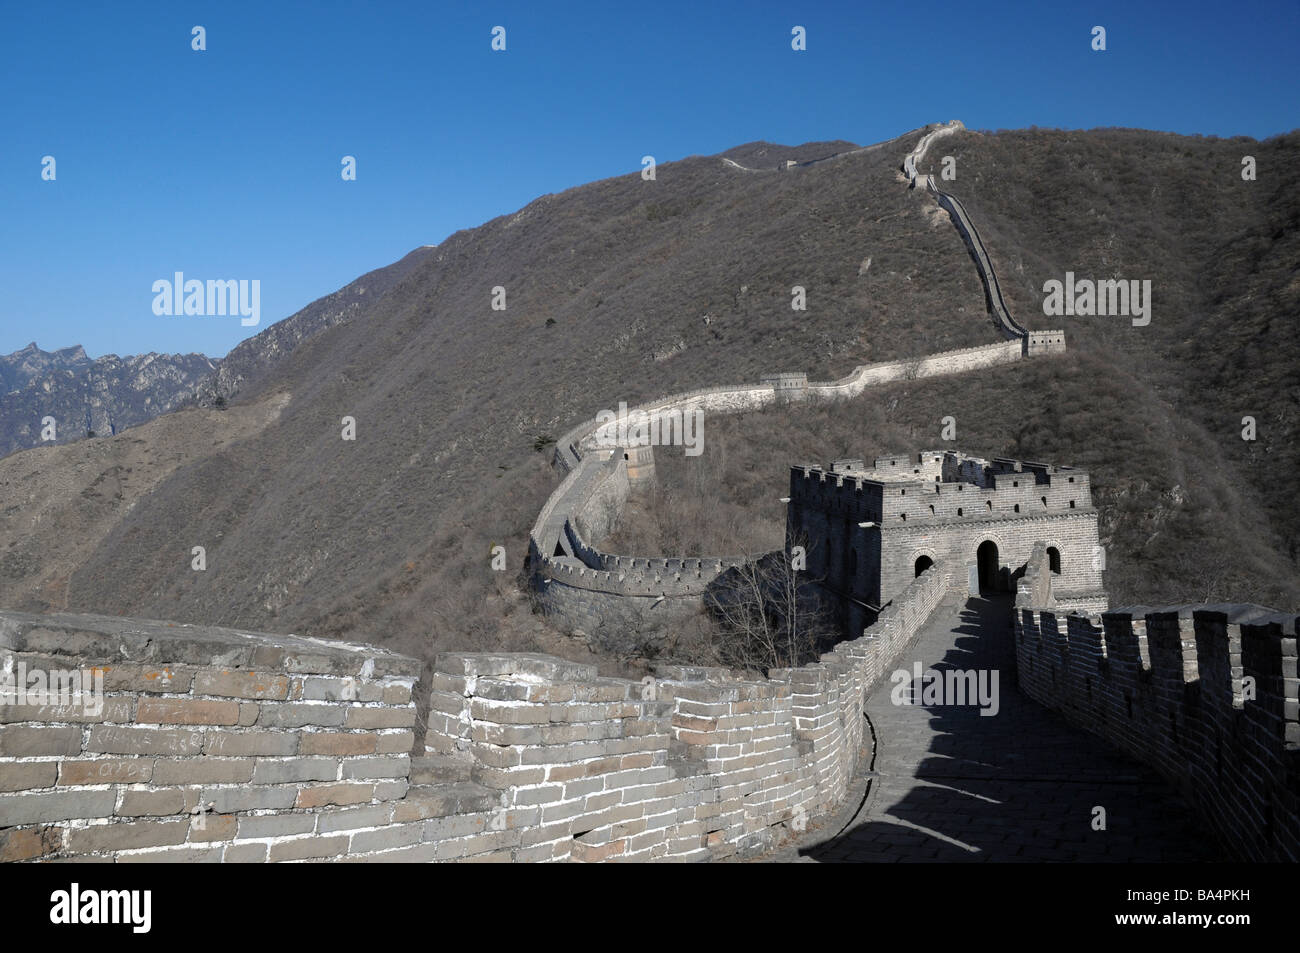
xmin=530 ymin=121 xmax=1070 ymax=638
xmin=0 ymin=612 xmax=419 ymax=862
xmin=0 ymin=565 xmax=952 ymax=862
xmin=788 ymin=458 xmax=1107 ymax=613
xmin=1013 ymin=599 xmax=1299 ymax=862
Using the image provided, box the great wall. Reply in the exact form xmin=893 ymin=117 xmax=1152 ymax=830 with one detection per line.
xmin=0 ymin=123 xmax=1295 ymax=863
xmin=528 ymin=120 xmax=1064 ymax=644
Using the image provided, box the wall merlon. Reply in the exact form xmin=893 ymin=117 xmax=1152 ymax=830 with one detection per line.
xmin=1016 ymin=601 xmax=1300 ymax=861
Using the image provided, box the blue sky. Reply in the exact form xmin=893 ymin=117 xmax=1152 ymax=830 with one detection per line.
xmin=2 ymin=0 xmax=1296 ymax=360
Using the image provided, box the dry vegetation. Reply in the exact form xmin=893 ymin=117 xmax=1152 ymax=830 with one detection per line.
xmin=1 ymin=124 xmax=1296 ymax=682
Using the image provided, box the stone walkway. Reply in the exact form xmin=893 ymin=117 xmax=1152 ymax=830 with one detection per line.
xmin=766 ymin=594 xmax=1219 ymax=862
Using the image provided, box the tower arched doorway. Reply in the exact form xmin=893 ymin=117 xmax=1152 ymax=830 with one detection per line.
xmin=914 ymin=555 xmax=934 ymax=577
xmin=977 ymin=540 xmax=1001 ymax=592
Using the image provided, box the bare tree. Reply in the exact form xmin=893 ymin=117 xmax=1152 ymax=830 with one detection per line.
xmin=703 ymin=531 xmax=837 ymax=673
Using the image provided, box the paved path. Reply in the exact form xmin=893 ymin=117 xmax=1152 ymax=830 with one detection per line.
xmin=767 ymin=594 xmax=1219 ymax=862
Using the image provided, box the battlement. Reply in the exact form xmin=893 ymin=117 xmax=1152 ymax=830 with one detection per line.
xmin=1014 ymin=602 xmax=1299 ymax=861
xmin=1025 ymin=329 xmax=1066 ymax=355
xmin=759 ymin=372 xmax=808 ymax=391
xmin=792 ymin=450 xmax=1094 ymax=524
xmin=789 ymin=449 xmax=1105 ymax=613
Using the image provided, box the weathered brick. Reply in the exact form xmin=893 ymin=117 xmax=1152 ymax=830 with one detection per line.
xmin=251 ymin=757 xmax=339 ymax=784
xmin=202 ymin=730 xmax=297 ymax=757
xmin=58 ymin=758 xmax=154 ymax=785
xmin=345 ymin=706 xmax=414 ymax=729
xmin=382 ymin=682 xmax=414 ymax=705
xmin=340 ymin=756 xmax=409 ymax=780
xmin=136 ymin=698 xmax=240 ymax=726
xmin=224 ymin=842 xmax=268 ymax=863
xmin=0 ymin=698 xmax=133 ymax=724
xmin=0 ymin=725 xmax=82 ymax=757
xmin=236 ymin=813 xmax=315 ymax=840
xmin=269 ymin=835 xmax=349 ymax=862
xmin=188 ymin=813 xmax=237 ymax=842
xmin=316 ymin=804 xmax=393 ymax=834
xmin=152 ymin=758 xmax=253 ymax=785
xmin=0 ymin=760 xmax=57 ymax=792
xmin=0 ymin=825 xmax=63 ymax=862
xmin=193 ymin=670 xmax=290 ymax=700
xmin=117 ymin=845 xmax=224 ymax=863
xmin=117 ymin=788 xmax=185 ymax=816
xmin=295 ymin=782 xmax=374 ymax=809
xmin=376 ymin=731 xmax=414 ymax=755
xmin=339 ymin=842 xmax=439 ymax=863
xmin=572 ymin=837 xmax=627 ymax=862
xmin=432 ymin=829 xmax=519 ymax=860
xmin=87 ymin=725 xmax=203 ymax=756
xmin=374 ymin=779 xmax=408 ymax=801
xmin=257 ymin=703 xmax=347 ymax=729
xmin=67 ymin=818 xmax=189 ymax=853
xmin=0 ymin=789 xmax=117 ymax=826
xmin=300 ymin=676 xmax=382 ymax=702
xmin=348 ymin=822 xmax=424 ymax=853
xmin=299 ymin=732 xmax=375 ymax=756
xmin=101 ymin=665 xmax=195 ymax=694
xmin=201 ymin=786 xmax=298 ymax=813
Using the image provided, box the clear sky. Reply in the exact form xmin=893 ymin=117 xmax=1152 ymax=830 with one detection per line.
xmin=2 ymin=0 xmax=1296 ymax=360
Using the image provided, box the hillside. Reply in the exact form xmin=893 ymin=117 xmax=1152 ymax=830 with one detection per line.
xmin=0 ymin=123 xmax=1295 ymax=672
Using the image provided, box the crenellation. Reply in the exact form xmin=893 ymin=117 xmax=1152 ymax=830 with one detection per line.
xmin=1014 ymin=564 xmax=1299 ymax=861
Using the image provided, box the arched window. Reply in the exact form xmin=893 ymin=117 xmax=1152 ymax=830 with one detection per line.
xmin=1014 ymin=504 xmax=1020 ymax=513
xmin=928 ymin=504 xmax=934 ymax=515
xmin=985 ymin=500 xmax=992 ymax=511
xmin=1041 ymin=496 xmax=1047 ymax=508
xmin=957 ymin=507 xmax=963 ymax=516
xmin=914 ymin=555 xmax=933 ymax=577
xmin=1047 ymin=547 xmax=1061 ymax=574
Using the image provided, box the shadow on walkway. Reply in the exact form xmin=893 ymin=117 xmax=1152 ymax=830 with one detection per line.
xmin=793 ymin=595 xmax=1219 ymax=863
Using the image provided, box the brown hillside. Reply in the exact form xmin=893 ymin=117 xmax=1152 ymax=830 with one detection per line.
xmin=2 ymin=123 xmax=1296 ymax=671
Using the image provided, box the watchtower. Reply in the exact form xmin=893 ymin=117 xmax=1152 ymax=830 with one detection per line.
xmin=787 ymin=449 xmax=1107 ymax=631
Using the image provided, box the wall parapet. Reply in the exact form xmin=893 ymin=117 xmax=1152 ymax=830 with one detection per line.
xmin=429 ymin=561 xmax=953 ymax=861
xmin=0 ymin=611 xmax=422 ymax=863
xmin=0 ymin=567 xmax=952 ymax=862
xmin=1014 ymin=602 xmax=1299 ymax=862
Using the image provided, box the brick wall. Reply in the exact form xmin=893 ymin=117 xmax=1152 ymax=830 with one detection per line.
xmin=0 ymin=611 xmax=419 ymax=862
xmin=429 ymin=561 xmax=950 ymax=861
xmin=1 ymin=564 xmax=951 ymax=862
xmin=1013 ymin=601 xmax=1299 ymax=861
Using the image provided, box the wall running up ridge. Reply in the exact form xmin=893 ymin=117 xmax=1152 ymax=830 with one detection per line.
xmin=0 ymin=564 xmax=952 ymax=862
xmin=529 ymin=121 xmax=1064 ymax=637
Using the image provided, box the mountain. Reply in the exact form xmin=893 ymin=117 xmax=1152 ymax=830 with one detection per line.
xmin=0 ymin=124 xmax=1295 ymax=671
xmin=0 ymin=342 xmax=215 ymax=456
xmin=0 ymin=247 xmax=440 ymax=460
